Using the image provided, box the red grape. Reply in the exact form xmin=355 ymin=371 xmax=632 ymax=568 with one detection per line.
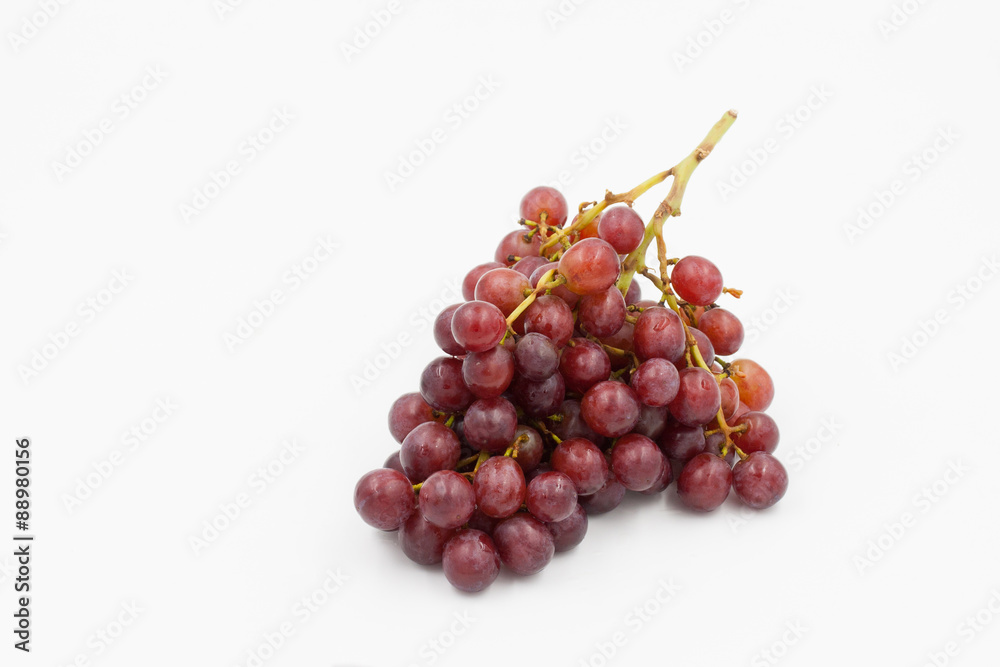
xmin=671 ymin=256 xmax=723 ymax=306
xmin=524 ymin=295 xmax=575 ymax=348
xmin=442 ymin=530 xmax=501 ymax=592
xmin=578 ymin=286 xmax=627 ymax=338
xmin=398 ymin=513 xmax=456 ymax=565
xmin=730 ymin=359 xmax=775 ymax=411
xmin=475 ymin=268 xmax=530 ymax=317
xmin=495 ymin=229 xmax=543 ymax=265
xmin=598 ymin=205 xmax=644 ymax=254
xmin=581 ymin=380 xmax=641 ymax=438
xmin=388 ymin=392 xmax=438 ymax=443
xmin=630 ymin=358 xmax=680 ymax=407
xmin=451 ymin=300 xmax=507 ymax=353
xmin=634 ymin=306 xmax=685 ymax=362
xmin=433 ymin=304 xmax=466 ymax=356
xmin=668 ymin=367 xmax=721 ymax=427
xmin=610 ymin=433 xmax=665 ymax=492
xmin=558 ymin=238 xmax=621 ymax=295
xmin=354 ymin=468 xmax=415 ymax=530
xmin=525 ymin=471 xmax=578 ymax=522
xmin=462 ymin=261 xmax=504 ymax=301
xmin=520 ymin=186 xmax=568 ymax=226
xmin=550 ymin=437 xmax=608 ymax=495
xmin=732 ymin=451 xmax=788 ymax=509
xmin=420 ymin=356 xmax=474 ymax=412
xmin=559 ymin=338 xmax=611 ymax=394
xmin=545 ymin=504 xmax=588 ymax=552
xmin=493 ymin=513 xmax=555 ymax=575
xmin=730 ymin=411 xmax=780 ymax=454
xmin=514 ymin=332 xmax=559 ymax=381
xmin=676 ymin=453 xmax=732 ymax=511
xmin=462 ymin=345 xmax=515 ymax=398
xmin=418 ymin=470 xmax=475 ymax=529
xmin=473 ymin=455 xmax=527 ymax=518
xmin=463 ymin=397 xmax=518 ymax=454
xmin=698 ymin=307 xmax=744 ymax=356
xmin=400 ymin=422 xmax=461 ymax=483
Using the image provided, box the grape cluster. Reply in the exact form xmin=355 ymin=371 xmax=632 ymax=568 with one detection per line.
xmin=355 ymin=156 xmax=787 ymax=592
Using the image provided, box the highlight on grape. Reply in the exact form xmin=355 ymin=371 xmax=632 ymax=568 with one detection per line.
xmin=353 ymin=111 xmax=790 ymax=591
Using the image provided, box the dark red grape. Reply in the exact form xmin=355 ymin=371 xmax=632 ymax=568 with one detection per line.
xmin=704 ymin=431 xmax=735 ymax=466
xmin=433 ymin=304 xmax=466 ymax=356
xmin=510 ymin=372 xmax=565 ymax=418
xmin=420 ymin=357 xmax=474 ymax=412
xmin=630 ymin=358 xmax=680 ymax=407
xmin=388 ymin=392 xmax=439 ymax=443
xmin=463 ymin=397 xmax=518 ymax=454
xmin=598 ymin=205 xmax=644 ymax=254
xmin=698 ymin=307 xmax=744 ymax=356
xmin=493 ymin=513 xmax=555 ymax=575
xmin=558 ymin=238 xmax=621 ymax=295
xmin=610 ymin=433 xmax=665 ymax=492
xmin=633 ymin=403 xmax=671 ymax=440
xmin=520 ymin=186 xmax=568 ymax=226
xmin=671 ymin=256 xmax=723 ymax=306
xmin=578 ymin=468 xmax=626 ymax=514
xmin=658 ymin=422 xmax=706 ymax=462
xmin=550 ymin=438 xmax=608 ymax=495
xmin=634 ymin=307 xmax=685 ymax=362
xmin=354 ymin=468 xmax=415 ymax=530
xmin=732 ymin=451 xmax=788 ymax=509
xmin=462 ymin=345 xmax=515 ymax=398
xmin=442 ymin=530 xmax=501 ymax=592
xmin=668 ymin=367 xmax=721 ymax=427
xmin=418 ymin=470 xmax=476 ymax=529
xmin=730 ymin=359 xmax=775 ymax=411
xmin=514 ymin=332 xmax=559 ymax=381
xmin=624 ymin=280 xmax=642 ymax=306
xmin=676 ymin=453 xmax=732 ymax=511
xmin=512 ymin=425 xmax=544 ymax=474
xmin=466 ymin=507 xmax=499 ymax=534
xmin=581 ymin=380 xmax=641 ymax=438
xmin=559 ymin=339 xmax=611 ymax=394
xmin=525 ymin=471 xmax=578 ymax=522
xmin=400 ymin=422 xmax=461 ymax=483
xmin=398 ymin=513 xmax=456 ymax=565
xmin=730 ymin=411 xmax=780 ymax=454
xmin=578 ymin=286 xmax=627 ymax=338
xmin=473 ymin=455 xmax=527 ymax=518
xmin=451 ymin=300 xmax=507 ymax=353
xmin=639 ymin=456 xmax=673 ymax=495
xmin=547 ymin=399 xmax=606 ymax=447
xmin=545 ymin=504 xmax=588 ymax=552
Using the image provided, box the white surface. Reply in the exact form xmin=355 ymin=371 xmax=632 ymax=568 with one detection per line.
xmin=2 ymin=1 xmax=999 ymax=665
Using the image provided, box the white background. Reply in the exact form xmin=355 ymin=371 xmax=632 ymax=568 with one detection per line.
xmin=2 ymin=1 xmax=999 ymax=665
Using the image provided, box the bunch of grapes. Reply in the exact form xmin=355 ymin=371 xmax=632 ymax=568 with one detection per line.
xmin=353 ymin=111 xmax=788 ymax=592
